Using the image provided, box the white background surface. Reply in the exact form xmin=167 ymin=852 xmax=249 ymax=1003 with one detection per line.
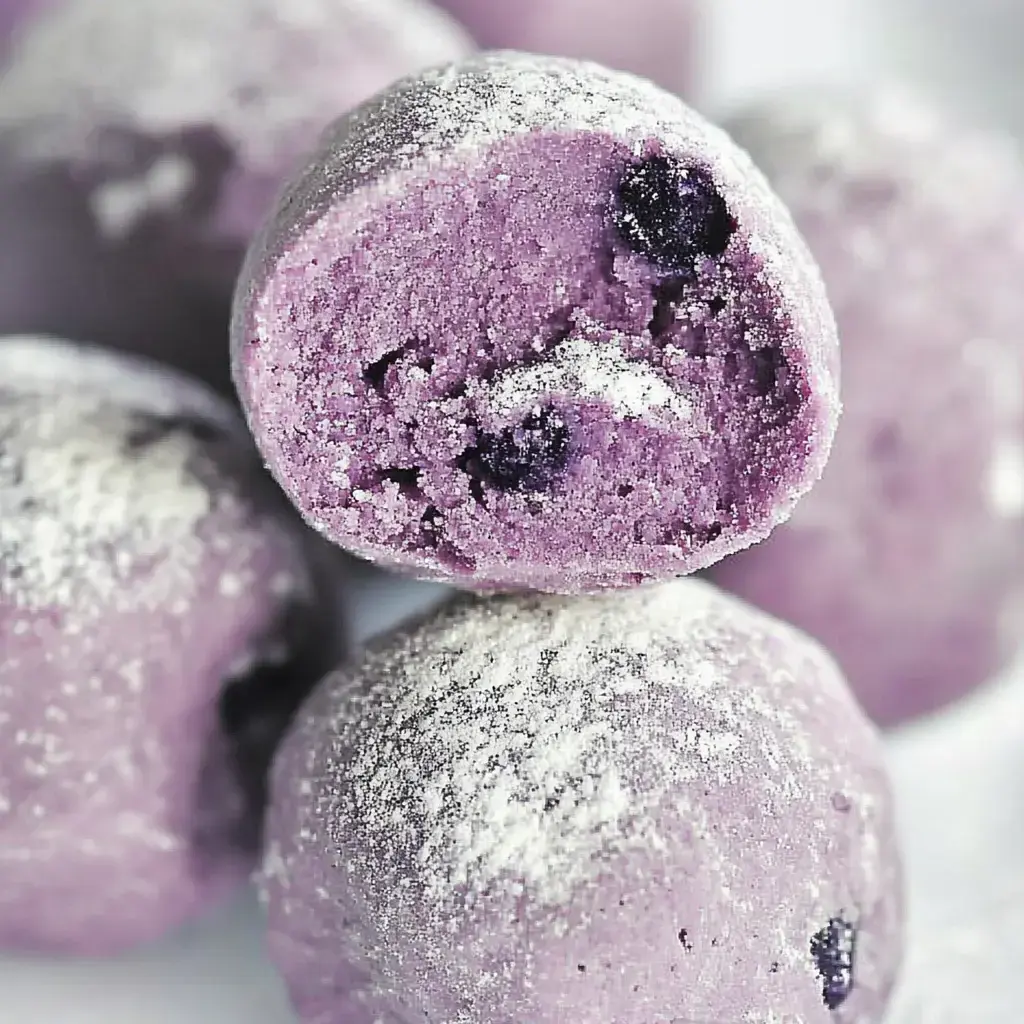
xmin=6 ymin=1 xmax=1024 ymax=1020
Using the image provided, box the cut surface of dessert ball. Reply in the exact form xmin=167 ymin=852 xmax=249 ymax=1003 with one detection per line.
xmin=711 ymin=89 xmax=1024 ymax=725
xmin=261 ymin=579 xmax=903 ymax=1024
xmin=234 ymin=52 xmax=839 ymax=592
xmin=0 ymin=337 xmax=331 ymax=954
xmin=0 ymin=0 xmax=471 ymax=391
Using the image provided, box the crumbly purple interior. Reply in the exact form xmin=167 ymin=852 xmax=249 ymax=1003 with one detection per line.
xmin=254 ymin=131 xmax=813 ymax=590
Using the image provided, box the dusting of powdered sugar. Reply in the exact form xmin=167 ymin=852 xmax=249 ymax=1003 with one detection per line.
xmin=0 ymin=339 xmax=247 ymax=616
xmin=0 ymin=0 xmax=471 ymax=172
xmin=481 ymin=329 xmax=692 ymax=423
xmin=0 ymin=0 xmax=470 ymax=238
xmin=303 ymin=579 xmax=869 ymax=911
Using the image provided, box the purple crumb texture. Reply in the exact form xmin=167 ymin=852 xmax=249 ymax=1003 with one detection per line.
xmin=434 ymin=0 xmax=698 ymax=96
xmin=260 ymin=578 xmax=903 ymax=1024
xmin=710 ymin=89 xmax=1024 ymax=725
xmin=0 ymin=336 xmax=333 ymax=954
xmin=0 ymin=0 xmax=472 ymax=391
xmin=233 ymin=52 xmax=840 ymax=593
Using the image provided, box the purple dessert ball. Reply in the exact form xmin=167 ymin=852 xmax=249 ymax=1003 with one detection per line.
xmin=261 ymin=579 xmax=903 ymax=1024
xmin=710 ymin=90 xmax=1024 ymax=726
xmin=0 ymin=0 xmax=471 ymax=393
xmin=0 ymin=336 xmax=333 ymax=955
xmin=233 ymin=52 xmax=840 ymax=592
xmin=0 ymin=0 xmax=44 ymax=49
xmin=434 ymin=0 xmax=697 ymax=97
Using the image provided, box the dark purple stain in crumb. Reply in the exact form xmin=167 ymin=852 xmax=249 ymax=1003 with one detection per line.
xmin=461 ymin=406 xmax=570 ymax=493
xmin=810 ymin=915 xmax=857 ymax=1010
xmin=614 ymin=156 xmax=734 ymax=272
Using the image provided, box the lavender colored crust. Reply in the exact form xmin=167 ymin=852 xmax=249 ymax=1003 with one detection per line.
xmin=434 ymin=0 xmax=696 ymax=96
xmin=0 ymin=337 xmax=334 ymax=955
xmin=710 ymin=90 xmax=1024 ymax=726
xmin=261 ymin=579 xmax=902 ymax=1024
xmin=233 ymin=52 xmax=839 ymax=592
xmin=0 ymin=0 xmax=471 ymax=392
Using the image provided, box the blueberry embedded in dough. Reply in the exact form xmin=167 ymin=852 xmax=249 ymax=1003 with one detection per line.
xmin=811 ymin=915 xmax=858 ymax=1011
xmin=462 ymin=405 xmax=572 ymax=493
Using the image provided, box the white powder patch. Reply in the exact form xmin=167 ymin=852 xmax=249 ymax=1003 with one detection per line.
xmin=0 ymin=337 xmax=273 ymax=619
xmin=0 ymin=395 xmax=211 ymax=612
xmin=90 ymin=153 xmax=195 ymax=240
xmin=323 ymin=580 xmax=862 ymax=913
xmin=484 ymin=333 xmax=691 ymax=423
xmin=988 ymin=439 xmax=1024 ymax=517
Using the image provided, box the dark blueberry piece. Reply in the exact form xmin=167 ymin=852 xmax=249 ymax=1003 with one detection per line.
xmin=810 ymin=915 xmax=857 ymax=1010
xmin=123 ymin=411 xmax=223 ymax=451
xmin=463 ymin=406 xmax=570 ymax=492
xmin=614 ymin=155 xmax=734 ymax=271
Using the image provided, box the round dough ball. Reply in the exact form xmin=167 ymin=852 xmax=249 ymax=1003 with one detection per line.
xmin=233 ymin=52 xmax=839 ymax=592
xmin=0 ymin=336 xmax=332 ymax=954
xmin=434 ymin=0 xmax=697 ymax=97
xmin=261 ymin=579 xmax=903 ymax=1024
xmin=0 ymin=0 xmax=472 ymax=392
xmin=710 ymin=89 xmax=1024 ymax=725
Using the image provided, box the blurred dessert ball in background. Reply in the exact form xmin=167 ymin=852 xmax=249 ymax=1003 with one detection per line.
xmin=0 ymin=0 xmax=471 ymax=393
xmin=710 ymin=88 xmax=1024 ymax=726
xmin=0 ymin=336 xmax=337 ymax=954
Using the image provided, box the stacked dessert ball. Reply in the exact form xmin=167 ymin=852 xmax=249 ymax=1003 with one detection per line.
xmin=238 ymin=52 xmax=903 ymax=1022
xmin=2 ymin=0 xmax=1021 ymax=1021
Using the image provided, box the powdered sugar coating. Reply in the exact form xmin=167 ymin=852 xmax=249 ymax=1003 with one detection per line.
xmin=234 ymin=52 xmax=839 ymax=592
xmin=434 ymin=0 xmax=696 ymax=96
xmin=0 ymin=0 xmax=471 ymax=390
xmin=0 ymin=337 xmax=329 ymax=953
xmin=261 ymin=579 xmax=902 ymax=1024
xmin=711 ymin=88 xmax=1024 ymax=726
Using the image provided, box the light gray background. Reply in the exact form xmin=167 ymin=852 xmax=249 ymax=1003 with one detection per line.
xmin=5 ymin=1 xmax=1023 ymax=1019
